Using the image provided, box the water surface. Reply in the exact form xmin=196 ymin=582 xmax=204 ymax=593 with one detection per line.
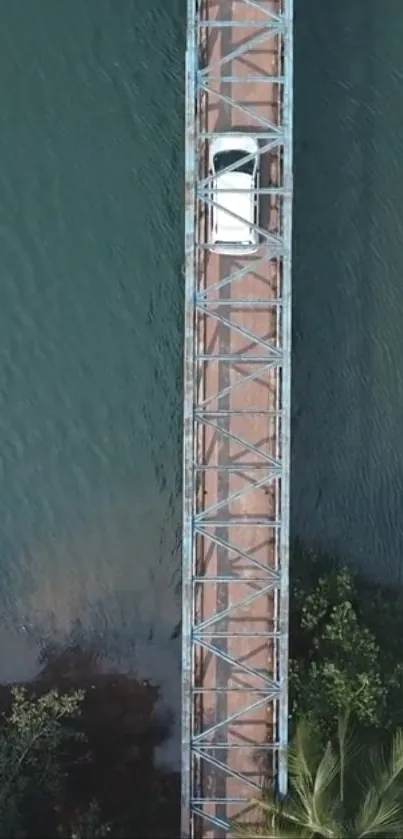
xmin=0 ymin=0 xmax=184 ymax=769
xmin=293 ymin=0 xmax=403 ymax=582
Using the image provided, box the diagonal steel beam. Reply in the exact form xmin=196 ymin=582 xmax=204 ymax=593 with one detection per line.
xmin=196 ymin=303 xmax=282 ymax=355
xmin=197 ymin=252 xmax=274 ymax=297
xmin=190 ymin=807 xmax=229 ymax=833
xmin=241 ymin=0 xmax=283 ymax=24
xmin=199 ymin=81 xmax=280 ymax=131
xmin=195 ymin=583 xmax=279 ymax=632
xmin=199 ymin=29 xmax=278 ymax=75
xmin=195 ymin=471 xmax=279 ymax=521
xmin=196 ymin=640 xmax=280 ymax=691
xmin=192 ymin=750 xmax=262 ymax=792
xmin=194 ymin=529 xmax=281 ymax=580
xmin=198 ymin=415 xmax=282 ymax=468
xmin=199 ymin=139 xmax=281 ymax=188
xmin=192 ymin=695 xmax=270 ymax=743
xmin=197 ymin=194 xmax=284 ymax=251
xmin=200 ymin=361 xmax=279 ymax=408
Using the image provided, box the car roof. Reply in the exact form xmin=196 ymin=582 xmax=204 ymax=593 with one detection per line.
xmin=212 ymin=172 xmax=255 ymax=244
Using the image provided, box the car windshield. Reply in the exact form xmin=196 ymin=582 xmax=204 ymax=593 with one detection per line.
xmin=213 ymin=149 xmax=255 ymax=177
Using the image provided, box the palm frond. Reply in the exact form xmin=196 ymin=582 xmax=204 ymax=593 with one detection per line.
xmin=359 ymin=729 xmax=403 ymax=807
xmin=250 ymin=790 xmax=341 ymax=838
xmin=287 ymin=720 xmax=319 ymax=820
xmin=231 ymin=797 xmax=306 ymax=838
xmin=287 ymin=730 xmax=341 ymax=836
xmin=311 ymin=741 xmax=339 ymax=814
xmin=354 ymin=793 xmax=403 ymax=837
xmin=336 ymin=711 xmax=362 ymax=806
xmin=288 ymin=719 xmax=319 ymax=786
xmin=236 ymin=718 xmax=403 ymax=839
xmin=385 ymin=729 xmax=403 ymax=792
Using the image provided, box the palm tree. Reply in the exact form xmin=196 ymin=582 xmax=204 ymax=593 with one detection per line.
xmin=234 ymin=716 xmax=403 ymax=838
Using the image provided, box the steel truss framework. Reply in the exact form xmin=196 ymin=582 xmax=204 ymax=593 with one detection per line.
xmin=182 ymin=1 xmax=293 ymax=836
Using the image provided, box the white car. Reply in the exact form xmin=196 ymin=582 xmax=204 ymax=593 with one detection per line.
xmin=208 ymin=134 xmax=259 ymax=256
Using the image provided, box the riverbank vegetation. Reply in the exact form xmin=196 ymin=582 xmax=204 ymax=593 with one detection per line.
xmin=290 ymin=540 xmax=403 ymax=737
xmin=4 ymin=542 xmax=403 ymax=836
xmin=236 ymin=541 xmax=403 ymax=837
xmin=0 ymin=646 xmax=179 ymax=838
xmin=237 ymin=715 xmax=403 ymax=838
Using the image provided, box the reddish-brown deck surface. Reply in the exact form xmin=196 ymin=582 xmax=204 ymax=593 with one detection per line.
xmin=195 ymin=1 xmax=283 ymax=835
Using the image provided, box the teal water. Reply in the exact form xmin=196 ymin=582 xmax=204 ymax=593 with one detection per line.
xmin=2 ymin=0 xmax=403 ymax=808
xmin=293 ymin=0 xmax=403 ymax=582
xmin=0 ymin=0 xmax=185 ymax=768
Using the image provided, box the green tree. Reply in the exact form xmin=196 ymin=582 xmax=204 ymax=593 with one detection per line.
xmin=290 ymin=543 xmax=403 ymax=735
xmin=0 ymin=648 xmax=180 ymax=838
xmin=0 ymin=685 xmax=84 ymax=837
xmin=235 ymin=716 xmax=403 ymax=838
xmin=290 ymin=564 xmax=385 ymax=731
xmin=0 ymin=685 xmax=114 ymax=838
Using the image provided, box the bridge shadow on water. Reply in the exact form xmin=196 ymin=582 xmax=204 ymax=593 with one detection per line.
xmin=292 ymin=0 xmax=403 ymax=581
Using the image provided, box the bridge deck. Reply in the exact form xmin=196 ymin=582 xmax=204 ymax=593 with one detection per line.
xmin=182 ymin=1 xmax=293 ymax=836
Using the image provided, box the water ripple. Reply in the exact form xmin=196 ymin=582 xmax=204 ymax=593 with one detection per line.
xmin=0 ymin=0 xmax=184 ymax=768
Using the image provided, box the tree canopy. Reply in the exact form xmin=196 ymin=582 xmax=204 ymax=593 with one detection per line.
xmin=0 ymin=646 xmax=179 ymax=838
xmin=290 ymin=542 xmax=403 ymax=736
xmin=0 ymin=685 xmax=85 ymax=837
